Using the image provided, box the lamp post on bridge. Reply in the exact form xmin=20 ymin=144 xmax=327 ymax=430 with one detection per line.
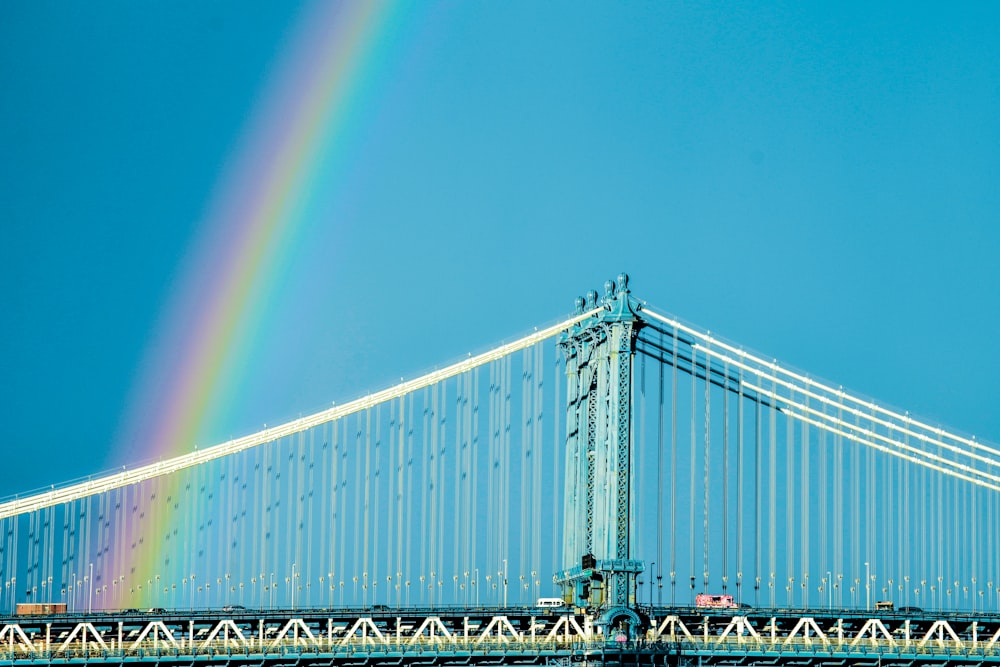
xmin=864 ymin=562 xmax=870 ymax=612
xmin=649 ymin=562 xmax=656 ymax=607
xmin=501 ymin=560 xmax=508 ymax=608
xmin=826 ymin=571 xmax=832 ymax=610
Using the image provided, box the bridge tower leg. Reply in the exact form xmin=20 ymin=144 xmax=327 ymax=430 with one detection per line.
xmin=555 ymin=273 xmax=645 ymax=634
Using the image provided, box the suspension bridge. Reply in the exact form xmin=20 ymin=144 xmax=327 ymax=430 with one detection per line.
xmin=0 ymin=274 xmax=997 ymax=666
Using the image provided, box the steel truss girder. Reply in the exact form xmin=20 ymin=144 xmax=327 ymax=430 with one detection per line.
xmin=2 ymin=608 xmax=996 ymax=666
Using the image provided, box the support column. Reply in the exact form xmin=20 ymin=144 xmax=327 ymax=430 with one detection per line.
xmin=555 ymin=274 xmax=644 ymax=616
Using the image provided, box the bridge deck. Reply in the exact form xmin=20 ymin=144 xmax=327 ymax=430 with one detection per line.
xmin=1 ymin=606 xmax=998 ymax=666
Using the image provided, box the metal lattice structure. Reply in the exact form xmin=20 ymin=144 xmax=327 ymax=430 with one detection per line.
xmin=555 ymin=275 xmax=644 ymax=626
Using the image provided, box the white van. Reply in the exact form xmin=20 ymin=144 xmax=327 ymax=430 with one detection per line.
xmin=536 ymin=597 xmax=566 ymax=608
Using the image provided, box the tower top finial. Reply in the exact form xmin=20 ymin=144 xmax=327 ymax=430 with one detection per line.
xmin=602 ymin=272 xmax=638 ymax=322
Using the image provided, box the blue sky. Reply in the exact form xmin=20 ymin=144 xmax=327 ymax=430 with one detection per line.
xmin=1 ymin=1 xmax=998 ymax=498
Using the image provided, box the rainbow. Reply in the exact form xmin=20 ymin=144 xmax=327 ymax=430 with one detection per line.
xmin=106 ymin=1 xmax=407 ymax=606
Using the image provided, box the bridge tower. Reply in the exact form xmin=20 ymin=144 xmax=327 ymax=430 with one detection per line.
xmin=555 ymin=273 xmax=646 ymax=635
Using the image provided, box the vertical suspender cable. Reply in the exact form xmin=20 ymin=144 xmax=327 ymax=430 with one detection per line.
xmin=552 ymin=353 xmax=561 ymax=576
xmin=533 ymin=344 xmax=543 ymax=598
xmin=703 ymin=348 xmax=711 ymax=593
xmin=883 ymin=424 xmax=890 ymax=602
xmin=461 ymin=372 xmax=470 ymax=593
xmin=397 ymin=395 xmax=405 ymax=604
xmin=386 ymin=402 xmax=395 ymax=603
xmin=468 ymin=369 xmax=476 ymax=597
xmin=61 ymin=501 xmax=70 ymax=609
xmin=355 ymin=413 xmax=364 ymax=604
xmin=737 ymin=362 xmax=744 ymax=605
xmin=438 ymin=379 xmax=448 ymax=605
xmin=902 ymin=428 xmax=909 ymax=598
xmin=272 ymin=440 xmax=282 ymax=607
xmin=936 ymin=443 xmax=942 ymax=608
xmin=282 ymin=438 xmax=292 ymax=603
xmin=785 ymin=389 xmax=794 ymax=606
xmin=334 ymin=420 xmax=344 ymax=604
xmin=919 ymin=448 xmax=927 ymax=603
xmin=869 ymin=407 xmax=876 ymax=602
xmin=768 ymin=377 xmax=776 ymax=608
xmin=374 ymin=405 xmax=382 ymax=604
xmin=670 ymin=330 xmax=678 ymax=604
xmin=256 ymin=442 xmax=265 ymax=607
xmin=835 ymin=399 xmax=843 ymax=603
xmin=656 ymin=333 xmax=664 ymax=603
xmin=488 ymin=361 xmax=496 ymax=591
xmin=638 ymin=350 xmax=646 ymax=566
xmin=689 ymin=345 xmax=697 ymax=601
xmin=405 ymin=393 xmax=415 ymax=603
xmin=470 ymin=369 xmax=479 ymax=595
xmin=956 ymin=446 xmax=963 ymax=605
xmin=456 ymin=374 xmax=466 ymax=595
xmin=852 ymin=410 xmax=860 ymax=602
xmin=967 ymin=453 xmax=973 ymax=609
xmin=420 ymin=388 xmax=430 ymax=597
xmin=819 ymin=414 xmax=827 ymax=591
xmin=0 ymin=519 xmax=5 ymax=613
xmin=503 ymin=354 xmax=512 ymax=600
xmin=520 ymin=351 xmax=530 ymax=589
xmin=47 ymin=504 xmax=56 ymax=604
xmin=801 ymin=396 xmax=809 ymax=606
xmin=307 ymin=429 xmax=316 ymax=606
xmin=429 ymin=385 xmax=439 ymax=605
xmin=92 ymin=495 xmax=102 ymax=602
xmin=440 ymin=381 xmax=448 ymax=604
xmin=722 ymin=361 xmax=729 ymax=594
xmin=321 ymin=422 xmax=330 ymax=602
xmin=241 ymin=440 xmax=251 ymax=606
xmin=754 ymin=372 xmax=762 ymax=607
xmin=27 ymin=510 xmax=36 ymax=602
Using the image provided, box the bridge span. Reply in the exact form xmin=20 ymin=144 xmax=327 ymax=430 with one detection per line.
xmin=1 ymin=275 xmax=998 ymax=665
xmin=1 ymin=605 xmax=999 ymax=666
